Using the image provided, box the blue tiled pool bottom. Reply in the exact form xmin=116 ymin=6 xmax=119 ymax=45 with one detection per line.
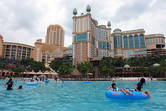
xmin=0 ymin=80 xmax=166 ymax=111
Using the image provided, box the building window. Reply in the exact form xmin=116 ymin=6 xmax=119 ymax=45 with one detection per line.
xmin=129 ymin=35 xmax=134 ymax=48
xmin=92 ymin=36 xmax=95 ymax=46
xmin=114 ymin=35 xmax=122 ymax=48
xmin=156 ymin=39 xmax=158 ymax=43
xmin=134 ymin=34 xmax=139 ymax=48
xmin=140 ymin=34 xmax=145 ymax=47
xmin=147 ymin=40 xmax=149 ymax=44
xmin=98 ymin=42 xmax=109 ymax=50
xmin=76 ymin=33 xmax=87 ymax=42
xmin=123 ymin=36 xmax=128 ymax=48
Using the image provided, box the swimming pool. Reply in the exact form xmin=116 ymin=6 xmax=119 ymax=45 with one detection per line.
xmin=0 ymin=80 xmax=166 ymax=111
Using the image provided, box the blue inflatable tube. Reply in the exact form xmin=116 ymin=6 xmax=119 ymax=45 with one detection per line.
xmin=105 ymin=90 xmax=149 ymax=100
xmin=45 ymin=80 xmax=49 ymax=83
xmin=84 ymin=81 xmax=92 ymax=83
xmin=26 ymin=82 xmax=38 ymax=86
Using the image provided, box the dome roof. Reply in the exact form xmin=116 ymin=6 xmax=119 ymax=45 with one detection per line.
xmin=107 ymin=21 xmax=111 ymax=27
xmin=73 ymin=8 xmax=77 ymax=15
xmin=67 ymin=45 xmax=73 ymax=49
xmin=86 ymin=5 xmax=91 ymax=12
xmin=153 ymin=63 xmax=160 ymax=67
xmin=124 ymin=64 xmax=130 ymax=68
xmin=113 ymin=28 xmax=121 ymax=33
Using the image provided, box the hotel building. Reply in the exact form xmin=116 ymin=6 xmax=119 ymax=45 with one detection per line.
xmin=72 ymin=5 xmax=166 ymax=66
xmin=72 ymin=5 xmax=112 ymax=66
xmin=0 ymin=34 xmax=35 ymax=60
xmin=45 ymin=25 xmax=65 ymax=46
xmin=145 ymin=34 xmax=166 ymax=56
xmin=0 ymin=25 xmax=66 ymax=64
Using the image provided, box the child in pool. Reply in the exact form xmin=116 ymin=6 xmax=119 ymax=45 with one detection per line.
xmin=107 ymin=83 xmax=133 ymax=96
xmin=135 ymin=78 xmax=152 ymax=99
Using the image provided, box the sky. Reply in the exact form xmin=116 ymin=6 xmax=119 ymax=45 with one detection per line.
xmin=0 ymin=0 xmax=166 ymax=47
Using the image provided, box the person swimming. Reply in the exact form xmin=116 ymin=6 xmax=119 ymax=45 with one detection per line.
xmin=4 ymin=78 xmax=14 ymax=90
xmin=18 ymin=85 xmax=22 ymax=89
xmin=107 ymin=83 xmax=133 ymax=96
xmin=135 ymin=78 xmax=152 ymax=99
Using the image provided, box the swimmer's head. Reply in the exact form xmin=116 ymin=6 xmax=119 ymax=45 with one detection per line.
xmin=18 ymin=85 xmax=22 ymax=89
xmin=140 ymin=78 xmax=145 ymax=84
xmin=9 ymin=78 xmax=12 ymax=82
xmin=112 ymin=83 xmax=116 ymax=89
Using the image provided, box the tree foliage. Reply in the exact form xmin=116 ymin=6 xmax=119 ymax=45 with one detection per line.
xmin=50 ymin=58 xmax=63 ymax=72
xmin=58 ymin=63 xmax=74 ymax=77
xmin=11 ymin=66 xmax=26 ymax=74
xmin=20 ymin=58 xmax=48 ymax=72
xmin=77 ymin=62 xmax=93 ymax=77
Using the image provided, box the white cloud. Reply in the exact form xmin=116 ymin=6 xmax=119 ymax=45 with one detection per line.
xmin=0 ymin=0 xmax=166 ymax=47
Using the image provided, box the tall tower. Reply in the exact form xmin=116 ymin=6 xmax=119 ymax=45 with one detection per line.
xmin=45 ymin=25 xmax=64 ymax=46
xmin=72 ymin=5 xmax=112 ymax=66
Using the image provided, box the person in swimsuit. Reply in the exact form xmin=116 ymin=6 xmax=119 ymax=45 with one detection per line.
xmin=4 ymin=78 xmax=14 ymax=90
xmin=135 ymin=78 xmax=152 ymax=99
xmin=107 ymin=83 xmax=133 ymax=96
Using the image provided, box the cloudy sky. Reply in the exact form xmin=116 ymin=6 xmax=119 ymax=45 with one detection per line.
xmin=0 ymin=0 xmax=166 ymax=47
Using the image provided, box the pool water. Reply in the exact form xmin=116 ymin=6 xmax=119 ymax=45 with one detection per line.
xmin=0 ymin=80 xmax=166 ymax=111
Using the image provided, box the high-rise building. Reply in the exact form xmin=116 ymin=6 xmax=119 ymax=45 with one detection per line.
xmin=72 ymin=5 xmax=166 ymax=66
xmin=45 ymin=25 xmax=65 ymax=46
xmin=72 ymin=5 xmax=112 ymax=66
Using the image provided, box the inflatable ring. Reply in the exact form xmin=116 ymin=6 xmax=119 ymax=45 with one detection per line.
xmin=84 ymin=81 xmax=92 ymax=83
xmin=26 ymin=82 xmax=38 ymax=86
xmin=105 ymin=90 xmax=149 ymax=100
xmin=45 ymin=80 xmax=49 ymax=83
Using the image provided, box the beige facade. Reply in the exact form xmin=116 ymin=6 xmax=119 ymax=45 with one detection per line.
xmin=0 ymin=24 xmax=66 ymax=64
xmin=0 ymin=35 xmax=35 ymax=60
xmin=145 ymin=34 xmax=166 ymax=56
xmin=45 ymin=25 xmax=64 ymax=46
xmin=34 ymin=39 xmax=66 ymax=64
xmin=72 ymin=6 xmax=166 ymax=66
xmin=112 ymin=29 xmax=147 ymax=59
xmin=72 ymin=13 xmax=112 ymax=66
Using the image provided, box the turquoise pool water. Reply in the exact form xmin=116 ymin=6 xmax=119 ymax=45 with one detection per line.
xmin=0 ymin=80 xmax=166 ymax=111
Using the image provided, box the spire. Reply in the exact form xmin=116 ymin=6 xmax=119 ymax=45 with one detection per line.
xmin=107 ymin=21 xmax=111 ymax=27
xmin=73 ymin=8 xmax=77 ymax=15
xmin=86 ymin=5 xmax=91 ymax=12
